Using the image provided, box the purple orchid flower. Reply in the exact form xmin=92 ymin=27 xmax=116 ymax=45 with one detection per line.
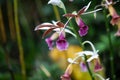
xmin=103 ymin=0 xmax=120 ymax=36
xmin=76 ymin=17 xmax=88 ymax=36
xmin=94 ymin=59 xmax=102 ymax=72
xmin=56 ymin=33 xmax=69 ymax=51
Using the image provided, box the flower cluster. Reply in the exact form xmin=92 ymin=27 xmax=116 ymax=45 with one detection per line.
xmin=61 ymin=41 xmax=108 ymax=80
xmin=102 ymin=0 xmax=120 ymax=36
xmin=34 ymin=21 xmax=70 ymax=51
xmin=34 ymin=0 xmax=117 ymax=80
xmin=35 ymin=0 xmax=101 ymax=51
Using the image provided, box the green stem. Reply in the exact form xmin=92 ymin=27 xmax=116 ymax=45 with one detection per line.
xmin=53 ymin=6 xmax=61 ymax=21
xmin=103 ymin=9 xmax=115 ymax=80
xmin=84 ymin=54 xmax=95 ymax=80
xmin=13 ymin=0 xmax=26 ymax=80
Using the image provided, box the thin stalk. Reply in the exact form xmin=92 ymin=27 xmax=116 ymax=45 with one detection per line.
xmin=103 ymin=9 xmax=115 ymax=80
xmin=84 ymin=54 xmax=95 ymax=80
xmin=0 ymin=5 xmax=15 ymax=80
xmin=13 ymin=0 xmax=26 ymax=80
xmin=7 ymin=0 xmax=16 ymax=41
xmin=53 ymin=6 xmax=61 ymax=21
xmin=0 ymin=6 xmax=7 ymax=43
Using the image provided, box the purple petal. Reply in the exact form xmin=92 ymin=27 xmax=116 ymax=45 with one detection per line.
xmin=80 ymin=62 xmax=88 ymax=72
xmin=56 ymin=34 xmax=69 ymax=51
xmin=45 ymin=38 xmax=54 ymax=50
xmin=94 ymin=60 xmax=102 ymax=72
xmin=78 ymin=25 xmax=88 ymax=37
xmin=61 ymin=73 xmax=71 ymax=80
xmin=76 ymin=17 xmax=85 ymax=28
xmin=76 ymin=17 xmax=88 ymax=36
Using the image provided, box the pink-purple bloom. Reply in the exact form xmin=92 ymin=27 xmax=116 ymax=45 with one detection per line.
xmin=94 ymin=59 xmax=102 ymax=72
xmin=34 ymin=21 xmax=70 ymax=51
xmin=76 ymin=17 xmax=88 ymax=36
xmin=56 ymin=34 xmax=69 ymax=51
xmin=102 ymin=0 xmax=120 ymax=36
xmin=63 ymin=2 xmax=91 ymax=37
xmin=80 ymin=62 xmax=87 ymax=72
xmin=45 ymin=38 xmax=54 ymax=50
xmin=61 ymin=64 xmax=72 ymax=80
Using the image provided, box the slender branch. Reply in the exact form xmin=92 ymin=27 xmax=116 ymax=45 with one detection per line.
xmin=13 ymin=0 xmax=26 ymax=80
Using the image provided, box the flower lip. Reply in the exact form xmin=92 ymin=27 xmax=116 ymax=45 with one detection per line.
xmin=78 ymin=25 xmax=88 ymax=37
xmin=56 ymin=33 xmax=69 ymax=51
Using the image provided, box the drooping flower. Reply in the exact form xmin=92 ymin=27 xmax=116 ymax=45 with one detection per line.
xmin=102 ymin=0 xmax=120 ymax=36
xmin=76 ymin=41 xmax=102 ymax=72
xmin=80 ymin=62 xmax=87 ymax=72
xmin=94 ymin=59 xmax=102 ymax=72
xmin=63 ymin=2 xmax=101 ymax=37
xmin=34 ymin=21 xmax=74 ymax=51
xmin=61 ymin=64 xmax=72 ymax=80
xmin=76 ymin=17 xmax=88 ymax=36
xmin=56 ymin=33 xmax=69 ymax=51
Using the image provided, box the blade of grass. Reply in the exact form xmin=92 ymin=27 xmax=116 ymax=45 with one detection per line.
xmin=13 ymin=0 xmax=26 ymax=80
xmin=7 ymin=0 xmax=16 ymax=41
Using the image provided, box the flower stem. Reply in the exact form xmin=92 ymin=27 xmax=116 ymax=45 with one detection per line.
xmin=53 ymin=5 xmax=61 ymax=21
xmin=103 ymin=9 xmax=115 ymax=80
xmin=84 ymin=54 xmax=95 ymax=80
xmin=13 ymin=0 xmax=26 ymax=80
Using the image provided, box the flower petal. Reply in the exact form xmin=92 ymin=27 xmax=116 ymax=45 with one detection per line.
xmin=84 ymin=1 xmax=91 ymax=12
xmin=56 ymin=34 xmax=69 ymax=51
xmin=87 ymin=54 xmax=99 ymax=62
xmin=78 ymin=25 xmax=88 ymax=37
xmin=80 ymin=62 xmax=88 ymax=72
xmin=34 ymin=23 xmax=57 ymax=31
xmin=45 ymin=38 xmax=54 ymax=50
xmin=68 ymin=58 xmax=78 ymax=64
xmin=77 ymin=51 xmax=94 ymax=56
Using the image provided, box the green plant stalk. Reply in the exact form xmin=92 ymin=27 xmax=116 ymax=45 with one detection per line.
xmin=103 ymin=9 xmax=115 ymax=80
xmin=13 ymin=0 xmax=26 ymax=80
xmin=0 ymin=6 xmax=7 ymax=43
xmin=7 ymin=0 xmax=16 ymax=41
xmin=0 ymin=5 xmax=15 ymax=80
xmin=53 ymin=6 xmax=61 ymax=21
xmin=84 ymin=54 xmax=95 ymax=80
